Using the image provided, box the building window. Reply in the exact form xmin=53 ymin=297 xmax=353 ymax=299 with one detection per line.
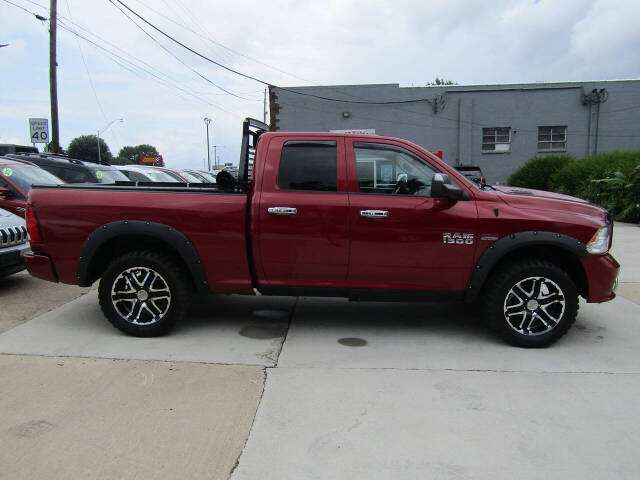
xmin=482 ymin=127 xmax=511 ymax=152
xmin=538 ymin=126 xmax=567 ymax=151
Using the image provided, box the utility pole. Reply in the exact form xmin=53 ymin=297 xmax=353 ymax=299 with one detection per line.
xmin=204 ymin=117 xmax=212 ymax=171
xmin=49 ymin=0 xmax=61 ymax=153
xmin=263 ymin=88 xmax=267 ymax=124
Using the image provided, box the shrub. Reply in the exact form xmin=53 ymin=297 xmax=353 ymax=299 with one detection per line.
xmin=586 ymin=164 xmax=640 ymax=223
xmin=507 ymin=154 xmax=573 ymax=191
xmin=550 ymin=151 xmax=640 ymax=198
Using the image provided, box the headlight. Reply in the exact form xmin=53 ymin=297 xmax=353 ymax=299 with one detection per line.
xmin=586 ymin=225 xmax=610 ymax=254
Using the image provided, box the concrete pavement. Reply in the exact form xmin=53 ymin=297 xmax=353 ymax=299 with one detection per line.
xmin=0 ymin=292 xmax=295 ymax=366
xmin=0 ymin=355 xmax=264 ymax=480
xmin=0 ymin=270 xmax=93 ymax=334
xmin=0 ymin=221 xmax=638 ymax=479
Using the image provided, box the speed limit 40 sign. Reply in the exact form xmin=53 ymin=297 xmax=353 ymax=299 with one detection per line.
xmin=29 ymin=118 xmax=49 ymax=144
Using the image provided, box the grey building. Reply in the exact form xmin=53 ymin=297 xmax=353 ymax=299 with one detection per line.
xmin=269 ymin=80 xmax=640 ymax=184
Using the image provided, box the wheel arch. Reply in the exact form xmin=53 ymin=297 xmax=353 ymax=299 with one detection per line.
xmin=466 ymin=231 xmax=589 ymax=302
xmin=77 ymin=220 xmax=208 ymax=292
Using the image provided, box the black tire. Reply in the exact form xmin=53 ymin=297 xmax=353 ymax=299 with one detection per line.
xmin=98 ymin=250 xmax=192 ymax=337
xmin=482 ymin=259 xmax=578 ymax=348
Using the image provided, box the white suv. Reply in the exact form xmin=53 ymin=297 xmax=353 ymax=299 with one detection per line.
xmin=0 ymin=208 xmax=29 ymax=278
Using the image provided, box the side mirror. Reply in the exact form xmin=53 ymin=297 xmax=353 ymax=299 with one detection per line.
xmin=431 ymin=173 xmax=464 ymax=202
xmin=0 ymin=187 xmax=12 ymax=198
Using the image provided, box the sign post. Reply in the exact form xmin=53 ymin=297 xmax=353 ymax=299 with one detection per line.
xmin=29 ymin=118 xmax=49 ymax=145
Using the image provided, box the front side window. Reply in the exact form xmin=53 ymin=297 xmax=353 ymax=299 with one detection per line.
xmin=354 ymin=144 xmax=437 ymax=196
xmin=278 ymin=142 xmax=337 ymax=192
xmin=482 ymin=127 xmax=511 ymax=152
xmin=538 ymin=126 xmax=567 ymax=151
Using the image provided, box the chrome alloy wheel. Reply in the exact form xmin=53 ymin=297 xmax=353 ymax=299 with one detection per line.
xmin=503 ymin=276 xmax=566 ymax=336
xmin=111 ymin=267 xmax=171 ymax=325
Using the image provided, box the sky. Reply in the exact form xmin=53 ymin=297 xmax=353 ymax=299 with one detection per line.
xmin=1 ymin=0 xmax=639 ymax=170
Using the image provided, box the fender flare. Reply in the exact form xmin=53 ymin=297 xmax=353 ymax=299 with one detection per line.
xmin=77 ymin=220 xmax=208 ymax=291
xmin=465 ymin=230 xmax=588 ymax=301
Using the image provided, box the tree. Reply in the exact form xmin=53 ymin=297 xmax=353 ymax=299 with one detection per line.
xmin=116 ymin=144 xmax=159 ymax=165
xmin=67 ymin=135 xmax=113 ymax=163
xmin=427 ymin=77 xmax=458 ymax=86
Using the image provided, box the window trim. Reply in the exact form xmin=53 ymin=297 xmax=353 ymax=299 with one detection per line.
xmin=537 ymin=125 xmax=567 ymax=152
xmin=481 ymin=127 xmax=512 ymax=154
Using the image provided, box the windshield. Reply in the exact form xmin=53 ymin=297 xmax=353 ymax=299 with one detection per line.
xmin=197 ymin=171 xmax=217 ymax=182
xmin=1 ymin=164 xmax=63 ymax=193
xmin=142 ymin=169 xmax=181 ymax=182
xmin=180 ymin=171 xmax=203 ymax=183
xmin=86 ymin=166 xmax=129 ymax=183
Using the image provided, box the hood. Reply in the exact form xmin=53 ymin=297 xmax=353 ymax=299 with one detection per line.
xmin=493 ymin=185 xmax=591 ymax=204
xmin=0 ymin=207 xmax=26 ymax=229
xmin=493 ymin=185 xmax=608 ymax=223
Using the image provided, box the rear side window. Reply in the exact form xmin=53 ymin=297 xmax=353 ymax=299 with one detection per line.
xmin=55 ymin=167 xmax=92 ymax=183
xmin=278 ymin=142 xmax=337 ymax=192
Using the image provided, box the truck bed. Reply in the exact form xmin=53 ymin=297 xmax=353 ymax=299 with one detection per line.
xmin=28 ymin=183 xmax=254 ymax=293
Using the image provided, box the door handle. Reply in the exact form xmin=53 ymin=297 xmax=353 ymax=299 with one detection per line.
xmin=267 ymin=206 xmax=298 ymax=216
xmin=360 ymin=209 xmax=389 ymax=218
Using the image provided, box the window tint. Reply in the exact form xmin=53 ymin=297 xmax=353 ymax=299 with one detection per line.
xmin=354 ymin=144 xmax=437 ymax=196
xmin=123 ymin=170 xmax=148 ymax=182
xmin=278 ymin=142 xmax=337 ymax=192
xmin=56 ymin=167 xmax=92 ymax=183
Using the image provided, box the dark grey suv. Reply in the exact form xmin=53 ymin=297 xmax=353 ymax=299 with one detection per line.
xmin=0 ymin=208 xmax=29 ymax=278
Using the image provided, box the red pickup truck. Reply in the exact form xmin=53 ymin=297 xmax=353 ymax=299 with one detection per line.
xmin=24 ymin=119 xmax=619 ymax=347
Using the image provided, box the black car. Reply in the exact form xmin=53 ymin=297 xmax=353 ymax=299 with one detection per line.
xmin=6 ymin=153 xmax=128 ymax=184
xmin=0 ymin=144 xmax=39 ymax=156
xmin=454 ymin=165 xmax=485 ymax=185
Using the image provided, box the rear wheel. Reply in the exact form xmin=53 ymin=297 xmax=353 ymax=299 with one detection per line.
xmin=98 ymin=250 xmax=192 ymax=336
xmin=483 ymin=259 xmax=578 ymax=347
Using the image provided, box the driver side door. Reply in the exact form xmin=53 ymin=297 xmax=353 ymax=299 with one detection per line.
xmin=346 ymin=140 xmax=478 ymax=292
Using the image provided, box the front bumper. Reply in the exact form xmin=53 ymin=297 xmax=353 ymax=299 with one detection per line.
xmin=581 ymin=253 xmax=620 ymax=303
xmin=0 ymin=242 xmax=29 ymax=278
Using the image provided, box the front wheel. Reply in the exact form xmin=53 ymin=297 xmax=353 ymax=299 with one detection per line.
xmin=483 ymin=259 xmax=579 ymax=347
xmin=98 ymin=250 xmax=192 ymax=337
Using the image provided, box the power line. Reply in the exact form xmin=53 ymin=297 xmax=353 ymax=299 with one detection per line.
xmin=108 ymin=0 xmax=258 ymax=101
xmin=112 ymin=0 xmax=438 ymax=106
xmin=1 ymin=0 xmax=46 ymax=20
xmin=128 ymin=0 xmax=316 ymax=86
xmin=7 ymin=0 xmax=245 ymax=113
xmin=63 ymin=0 xmax=108 ymax=122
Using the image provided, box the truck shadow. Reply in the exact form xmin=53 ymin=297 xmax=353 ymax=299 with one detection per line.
xmin=183 ymin=294 xmax=498 ymax=345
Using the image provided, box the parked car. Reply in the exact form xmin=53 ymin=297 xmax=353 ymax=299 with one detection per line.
xmin=0 ymin=207 xmax=29 ymax=278
xmin=116 ymin=165 xmax=183 ymax=183
xmin=6 ymin=153 xmax=128 ymax=184
xmin=0 ymin=157 xmax=64 ymax=216
xmin=24 ymin=118 xmax=619 ymax=347
xmin=135 ymin=166 xmax=193 ymax=182
xmin=196 ymin=170 xmax=218 ymax=183
xmin=454 ymin=165 xmax=485 ymax=185
xmin=0 ymin=144 xmax=38 ymax=156
xmin=182 ymin=169 xmax=214 ymax=183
